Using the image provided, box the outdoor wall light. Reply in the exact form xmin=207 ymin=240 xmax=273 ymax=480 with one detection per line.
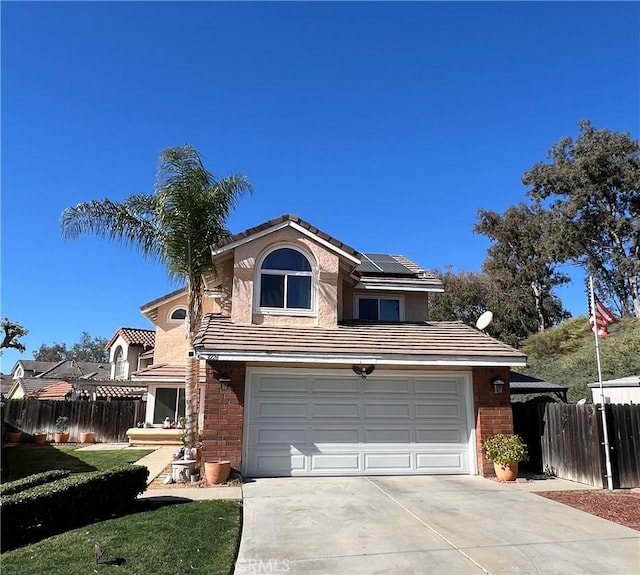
xmin=219 ymin=374 xmax=231 ymax=391
xmin=352 ymin=365 xmax=375 ymax=380
xmin=492 ymin=377 xmax=505 ymax=394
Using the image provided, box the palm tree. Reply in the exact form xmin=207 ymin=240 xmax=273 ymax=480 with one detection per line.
xmin=61 ymin=145 xmax=253 ymax=445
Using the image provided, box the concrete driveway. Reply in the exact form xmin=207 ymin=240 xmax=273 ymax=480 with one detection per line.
xmin=235 ymin=476 xmax=639 ymax=574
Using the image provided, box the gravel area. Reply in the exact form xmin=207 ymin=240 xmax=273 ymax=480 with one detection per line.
xmin=537 ymin=489 xmax=640 ymax=531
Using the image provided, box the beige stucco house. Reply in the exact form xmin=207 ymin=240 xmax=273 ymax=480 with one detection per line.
xmin=119 ymin=214 xmax=527 ymax=476
xmin=192 ymin=214 xmax=526 ymax=478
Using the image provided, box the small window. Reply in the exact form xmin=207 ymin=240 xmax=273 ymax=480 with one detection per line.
xmin=114 ymin=347 xmax=126 ymax=379
xmin=258 ymin=247 xmax=313 ymax=312
xmin=357 ymin=297 xmax=401 ymax=321
xmin=168 ymin=307 xmax=187 ymax=322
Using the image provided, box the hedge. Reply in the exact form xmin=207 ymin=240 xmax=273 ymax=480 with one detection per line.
xmin=0 ymin=470 xmax=71 ymax=496
xmin=1 ymin=464 xmax=148 ymax=549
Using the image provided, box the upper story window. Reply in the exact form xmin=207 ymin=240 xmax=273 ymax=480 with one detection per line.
xmin=168 ymin=307 xmax=187 ymax=323
xmin=258 ymin=247 xmax=314 ymax=312
xmin=114 ymin=346 xmax=126 ymax=379
xmin=356 ymin=296 xmax=403 ymax=321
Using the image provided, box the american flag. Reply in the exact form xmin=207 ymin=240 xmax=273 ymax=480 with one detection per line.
xmin=590 ymin=299 xmax=617 ymax=337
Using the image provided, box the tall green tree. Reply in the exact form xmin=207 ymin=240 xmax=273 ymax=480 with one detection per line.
xmin=523 ymin=120 xmax=640 ymax=317
xmin=474 ymin=203 xmax=569 ymax=332
xmin=33 ymin=332 xmax=108 ymax=363
xmin=1 ymin=318 xmax=28 ymax=354
xmin=61 ymin=145 xmax=253 ymax=445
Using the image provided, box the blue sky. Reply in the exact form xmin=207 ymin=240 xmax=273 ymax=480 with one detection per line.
xmin=1 ymin=2 xmax=638 ymax=371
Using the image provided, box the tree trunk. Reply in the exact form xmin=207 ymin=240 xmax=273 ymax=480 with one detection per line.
xmin=531 ymin=282 xmax=546 ymax=331
xmin=629 ymin=274 xmax=640 ymax=318
xmin=185 ymin=275 xmax=204 ymax=446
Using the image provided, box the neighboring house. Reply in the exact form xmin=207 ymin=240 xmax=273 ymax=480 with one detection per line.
xmin=589 ymin=376 xmax=640 ymax=404
xmin=7 ymin=359 xmax=111 ymax=399
xmin=105 ymin=327 xmax=155 ymax=380
xmin=177 ymin=214 xmax=527 ymax=478
xmin=0 ymin=373 xmax=12 ymax=398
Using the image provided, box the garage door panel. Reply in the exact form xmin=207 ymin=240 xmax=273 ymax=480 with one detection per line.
xmin=312 ymin=427 xmax=360 ymax=443
xmin=364 ymin=402 xmax=411 ymax=418
xmin=414 ymin=379 xmax=463 ymax=394
xmin=415 ymin=402 xmax=463 ymax=419
xmin=416 ymin=427 xmax=467 ymax=443
xmin=256 ymin=376 xmax=309 ymax=393
xmin=365 ymin=427 xmax=412 ymax=443
xmin=311 ymin=378 xmax=360 ymax=394
xmin=365 ymin=379 xmax=410 ymax=394
xmin=311 ymin=401 xmax=360 ymax=418
xmin=246 ymin=370 xmax=473 ymax=477
xmin=416 ymin=452 xmax=466 ymax=472
xmin=255 ymin=453 xmax=306 ymax=475
xmin=311 ymin=453 xmax=360 ymax=471
xmin=365 ymin=453 xmax=412 ymax=470
xmin=254 ymin=427 xmax=307 ymax=445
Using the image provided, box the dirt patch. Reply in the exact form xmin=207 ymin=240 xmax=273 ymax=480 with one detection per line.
xmin=537 ymin=490 xmax=640 ymax=531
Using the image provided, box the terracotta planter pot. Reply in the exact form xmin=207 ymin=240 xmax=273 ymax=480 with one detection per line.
xmin=493 ymin=461 xmax=518 ymax=481
xmin=33 ymin=433 xmax=47 ymax=445
xmin=204 ymin=461 xmax=231 ymax=485
xmin=54 ymin=432 xmax=70 ymax=444
xmin=5 ymin=431 xmax=22 ymax=443
xmin=80 ymin=432 xmax=96 ymax=444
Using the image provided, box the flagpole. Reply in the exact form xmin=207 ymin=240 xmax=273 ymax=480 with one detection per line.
xmin=589 ymin=275 xmax=614 ymax=491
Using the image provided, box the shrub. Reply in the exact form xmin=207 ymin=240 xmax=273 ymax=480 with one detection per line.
xmin=1 ymin=464 xmax=148 ymax=549
xmin=55 ymin=416 xmax=70 ymax=432
xmin=482 ymin=434 xmax=529 ymax=466
xmin=0 ymin=470 xmax=71 ymax=496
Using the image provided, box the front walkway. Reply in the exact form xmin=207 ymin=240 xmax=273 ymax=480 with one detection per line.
xmin=236 ymin=475 xmax=639 ymax=574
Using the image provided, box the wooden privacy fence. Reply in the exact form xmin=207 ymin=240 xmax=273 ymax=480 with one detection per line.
xmin=513 ymin=402 xmax=640 ymax=489
xmin=2 ymin=399 xmax=145 ymax=443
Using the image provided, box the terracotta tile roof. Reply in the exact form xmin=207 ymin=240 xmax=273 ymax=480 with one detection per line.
xmin=194 ymin=315 xmax=527 ymax=366
xmin=132 ymin=364 xmax=207 ymax=381
xmin=106 ymin=327 xmax=156 ymax=350
xmin=211 ymin=214 xmax=361 ymax=260
xmin=28 ymin=380 xmax=146 ymax=400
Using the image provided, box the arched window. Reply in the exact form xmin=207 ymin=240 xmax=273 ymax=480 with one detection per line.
xmin=114 ymin=347 xmax=126 ymax=379
xmin=168 ymin=307 xmax=187 ymax=322
xmin=258 ymin=247 xmax=314 ymax=311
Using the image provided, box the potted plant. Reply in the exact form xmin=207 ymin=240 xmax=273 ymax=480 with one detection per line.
xmin=80 ymin=431 xmax=96 ymax=444
xmin=4 ymin=423 xmax=22 ymax=443
xmin=482 ymin=433 xmax=529 ymax=481
xmin=54 ymin=416 xmax=70 ymax=444
xmin=204 ymin=460 xmax=231 ymax=485
xmin=32 ymin=430 xmax=48 ymax=444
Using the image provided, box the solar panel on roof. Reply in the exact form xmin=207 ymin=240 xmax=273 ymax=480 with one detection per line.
xmin=356 ymin=253 xmax=416 ymax=275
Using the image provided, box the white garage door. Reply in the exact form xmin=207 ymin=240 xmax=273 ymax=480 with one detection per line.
xmin=244 ymin=369 xmax=475 ymax=477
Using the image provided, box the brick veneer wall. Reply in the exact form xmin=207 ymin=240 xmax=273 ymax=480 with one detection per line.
xmin=473 ymin=366 xmax=513 ymax=477
xmin=201 ymin=361 xmax=246 ymax=469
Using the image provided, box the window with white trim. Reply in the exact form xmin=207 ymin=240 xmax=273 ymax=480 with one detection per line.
xmin=114 ymin=347 xmax=126 ymax=379
xmin=153 ymin=388 xmax=185 ymax=424
xmin=258 ymin=247 xmax=314 ymax=312
xmin=356 ymin=296 xmax=402 ymax=321
xmin=168 ymin=307 xmax=187 ymax=322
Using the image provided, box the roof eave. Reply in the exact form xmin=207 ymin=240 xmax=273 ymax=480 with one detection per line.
xmin=211 ymin=219 xmax=362 ymax=265
xmin=195 ymin=350 xmax=526 ymax=367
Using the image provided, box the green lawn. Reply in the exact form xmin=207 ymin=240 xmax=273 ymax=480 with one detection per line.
xmin=1 ymin=500 xmax=242 ymax=575
xmin=2 ymin=446 xmax=153 ymax=481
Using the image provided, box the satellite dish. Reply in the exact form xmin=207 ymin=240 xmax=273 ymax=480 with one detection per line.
xmin=475 ymin=310 xmax=493 ymax=331
xmin=576 ymin=398 xmax=587 ymax=405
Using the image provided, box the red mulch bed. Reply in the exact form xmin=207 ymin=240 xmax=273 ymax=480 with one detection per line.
xmin=537 ymin=489 xmax=640 ymax=531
